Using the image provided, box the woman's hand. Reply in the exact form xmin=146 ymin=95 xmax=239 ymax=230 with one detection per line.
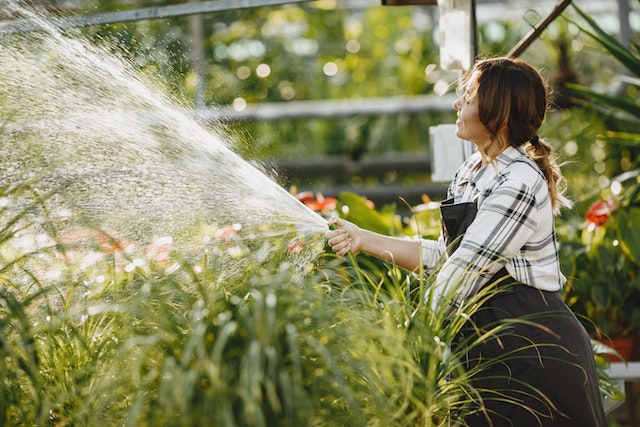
xmin=325 ymin=216 xmax=422 ymax=271
xmin=325 ymin=217 xmax=361 ymax=257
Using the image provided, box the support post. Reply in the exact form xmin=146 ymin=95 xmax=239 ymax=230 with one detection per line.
xmin=507 ymin=0 xmax=573 ymax=58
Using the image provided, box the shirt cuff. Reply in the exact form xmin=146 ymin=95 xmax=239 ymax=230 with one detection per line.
xmin=418 ymin=237 xmax=444 ymax=272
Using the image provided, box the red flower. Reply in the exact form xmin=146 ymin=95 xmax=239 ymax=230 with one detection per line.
xmin=584 ymin=197 xmax=618 ymax=228
xmin=296 ymin=191 xmax=337 ymax=213
xmin=96 ymin=229 xmax=134 ymax=254
xmin=295 ymin=191 xmax=315 ymax=203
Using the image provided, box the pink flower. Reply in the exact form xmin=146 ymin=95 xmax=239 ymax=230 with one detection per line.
xmin=214 ymin=223 xmax=241 ymax=244
xmin=287 ymin=239 xmax=305 ymax=254
xmin=96 ymin=229 xmax=134 ymax=254
xmin=146 ymin=236 xmax=173 ymax=265
xmin=57 ymin=227 xmax=91 ymax=245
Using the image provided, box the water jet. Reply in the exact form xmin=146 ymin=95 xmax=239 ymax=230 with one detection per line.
xmin=0 ymin=3 xmax=328 ymax=271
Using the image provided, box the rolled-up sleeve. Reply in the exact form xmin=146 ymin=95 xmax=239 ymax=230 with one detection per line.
xmin=419 ymin=235 xmax=445 ymax=273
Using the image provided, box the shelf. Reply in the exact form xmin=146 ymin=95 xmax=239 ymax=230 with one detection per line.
xmin=607 ymin=362 xmax=640 ymax=380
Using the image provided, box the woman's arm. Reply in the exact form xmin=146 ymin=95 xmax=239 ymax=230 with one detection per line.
xmin=325 ymin=217 xmax=423 ymax=272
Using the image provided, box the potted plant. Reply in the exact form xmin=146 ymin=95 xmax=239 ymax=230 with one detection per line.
xmin=561 ymin=196 xmax=640 ymax=361
xmin=557 ymin=4 xmax=640 ymax=361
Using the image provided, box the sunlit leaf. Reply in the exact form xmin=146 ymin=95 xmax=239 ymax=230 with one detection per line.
xmin=570 ymin=4 xmax=640 ymax=78
xmin=337 ymin=192 xmax=392 ymax=235
xmin=617 ymin=208 xmax=640 ymax=265
xmin=566 ymin=83 xmax=640 ymax=118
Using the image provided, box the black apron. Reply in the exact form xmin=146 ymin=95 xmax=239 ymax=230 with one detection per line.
xmin=440 ymin=198 xmax=607 ymax=427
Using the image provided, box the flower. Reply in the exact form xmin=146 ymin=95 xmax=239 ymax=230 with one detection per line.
xmin=287 ymin=239 xmax=305 ymax=254
xmin=146 ymin=236 xmax=173 ymax=265
xmin=53 ymin=227 xmax=134 ymax=263
xmin=296 ymin=191 xmax=337 ymax=213
xmin=295 ymin=191 xmax=315 ymax=203
xmin=214 ymin=223 xmax=241 ymax=243
xmin=583 ymin=197 xmax=618 ymax=228
xmin=96 ymin=229 xmax=134 ymax=254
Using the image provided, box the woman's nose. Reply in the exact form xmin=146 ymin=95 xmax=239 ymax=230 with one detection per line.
xmin=453 ymin=96 xmax=461 ymax=110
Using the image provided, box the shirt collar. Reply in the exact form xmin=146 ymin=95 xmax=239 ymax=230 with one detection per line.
xmin=471 ymin=146 xmax=526 ymax=193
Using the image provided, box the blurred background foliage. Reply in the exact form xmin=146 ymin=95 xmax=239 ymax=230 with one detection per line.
xmin=17 ymin=0 xmax=640 ymax=318
xmin=36 ymin=0 xmax=640 ymax=315
xmin=17 ymin=0 xmax=639 ymax=261
xmin=38 ymin=0 xmax=634 ymax=205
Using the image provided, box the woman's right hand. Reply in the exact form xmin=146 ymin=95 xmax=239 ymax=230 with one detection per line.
xmin=325 ymin=217 xmax=361 ymax=257
xmin=326 ymin=216 xmax=423 ymax=271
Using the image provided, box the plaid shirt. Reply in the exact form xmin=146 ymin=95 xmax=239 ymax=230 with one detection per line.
xmin=420 ymin=146 xmax=566 ymax=307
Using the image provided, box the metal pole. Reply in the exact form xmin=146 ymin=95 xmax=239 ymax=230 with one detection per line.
xmin=471 ymin=0 xmax=478 ymax=61
xmin=188 ymin=0 xmax=207 ymax=109
xmin=200 ymin=93 xmax=457 ymax=121
xmin=618 ymin=0 xmax=631 ymax=48
xmin=0 ymin=0 xmax=312 ymax=34
xmin=614 ymin=0 xmax=632 ymax=96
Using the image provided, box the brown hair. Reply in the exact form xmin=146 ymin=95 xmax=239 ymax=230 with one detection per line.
xmin=463 ymin=57 xmax=571 ymax=214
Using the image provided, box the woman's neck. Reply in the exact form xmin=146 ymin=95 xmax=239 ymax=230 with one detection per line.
xmin=477 ymin=137 xmax=510 ymax=167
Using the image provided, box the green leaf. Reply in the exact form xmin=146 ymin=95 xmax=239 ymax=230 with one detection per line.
xmin=570 ymin=4 xmax=640 ymax=78
xmin=629 ymin=307 xmax=640 ymax=328
xmin=603 ymin=130 xmax=640 ymax=147
xmin=592 ymin=282 xmax=610 ymax=311
xmin=617 ymin=208 xmax=640 ymax=265
xmin=338 ymin=192 xmax=394 ymax=235
xmin=566 ymin=83 xmax=640 ymax=118
xmin=596 ymin=244 xmax=613 ymax=272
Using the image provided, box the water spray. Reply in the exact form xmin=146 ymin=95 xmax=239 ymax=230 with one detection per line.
xmin=0 ymin=1 xmax=328 ymax=262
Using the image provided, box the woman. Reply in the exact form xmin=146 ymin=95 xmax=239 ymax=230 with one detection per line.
xmin=325 ymin=57 xmax=607 ymax=426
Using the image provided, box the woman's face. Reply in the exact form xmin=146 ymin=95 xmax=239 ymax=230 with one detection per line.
xmin=453 ymin=71 xmax=492 ymax=148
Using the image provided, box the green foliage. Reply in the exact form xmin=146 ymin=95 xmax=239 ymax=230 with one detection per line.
xmin=337 ymin=192 xmax=400 ymax=235
xmin=561 ymin=218 xmax=640 ymax=338
xmin=2 ymin=3 xmax=629 ymax=424
xmin=0 ymin=175 xmax=457 ymax=426
xmin=4 ymin=169 xmax=619 ymax=426
xmin=591 ymin=340 xmax=626 ymax=403
xmin=617 ymin=207 xmax=640 ymax=265
xmin=564 ymin=4 xmax=640 ymax=173
xmin=332 ymin=192 xmax=621 ymax=421
xmin=337 ymin=191 xmax=441 ymax=239
xmin=0 ymin=286 xmax=49 ymax=425
xmin=569 ymin=4 xmax=640 ymax=81
xmin=0 ymin=179 xmax=62 ymax=425
xmin=558 ymin=3 xmax=640 ymax=341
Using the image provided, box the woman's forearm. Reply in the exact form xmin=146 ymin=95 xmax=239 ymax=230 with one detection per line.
xmin=326 ymin=217 xmax=423 ymax=272
xmin=357 ymin=229 xmax=423 ymax=272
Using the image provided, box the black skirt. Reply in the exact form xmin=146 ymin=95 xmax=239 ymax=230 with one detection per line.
xmin=456 ymin=280 xmax=608 ymax=427
xmin=439 ymin=198 xmax=607 ymax=426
